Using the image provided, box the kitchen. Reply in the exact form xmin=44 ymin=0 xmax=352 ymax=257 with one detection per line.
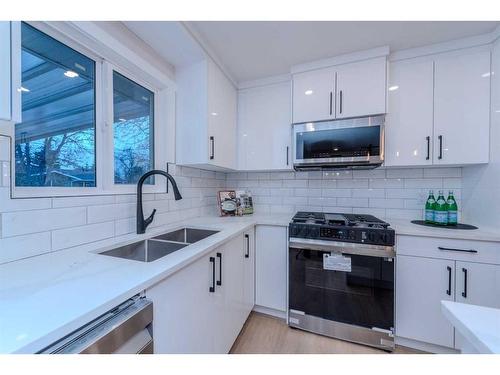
xmin=1 ymin=2 xmax=500 ymax=373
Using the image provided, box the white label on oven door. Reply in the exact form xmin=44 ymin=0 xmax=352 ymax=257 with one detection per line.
xmin=323 ymin=253 xmax=351 ymax=272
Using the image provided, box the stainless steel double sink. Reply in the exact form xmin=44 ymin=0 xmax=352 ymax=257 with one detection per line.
xmin=99 ymin=228 xmax=219 ymax=262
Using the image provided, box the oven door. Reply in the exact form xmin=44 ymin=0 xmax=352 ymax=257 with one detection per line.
xmin=293 ymin=115 xmax=385 ymax=168
xmin=289 ymin=246 xmax=394 ymax=331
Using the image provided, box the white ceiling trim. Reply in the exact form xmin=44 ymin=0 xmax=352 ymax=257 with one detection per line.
xmin=291 ymin=46 xmax=390 ymax=74
xmin=238 ymin=73 xmax=291 ymax=90
xmin=181 ymin=22 xmax=238 ymax=87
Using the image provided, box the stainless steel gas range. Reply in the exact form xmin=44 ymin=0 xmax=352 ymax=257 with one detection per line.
xmin=288 ymin=211 xmax=396 ymax=351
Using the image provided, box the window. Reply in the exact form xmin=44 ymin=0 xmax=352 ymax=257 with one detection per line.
xmin=15 ymin=22 xmax=96 ymax=187
xmin=10 ymin=22 xmax=172 ymax=197
xmin=113 ymin=71 xmax=154 ymax=185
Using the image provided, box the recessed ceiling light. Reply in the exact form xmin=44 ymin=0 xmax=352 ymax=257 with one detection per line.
xmin=388 ymin=85 xmax=399 ymax=91
xmin=211 ymin=112 xmax=218 ymax=116
xmin=17 ymin=86 xmax=30 ymax=92
xmin=304 ymin=90 xmax=313 ymax=95
xmin=64 ymin=70 xmax=79 ymax=78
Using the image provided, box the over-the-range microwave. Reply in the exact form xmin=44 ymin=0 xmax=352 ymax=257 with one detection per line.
xmin=292 ymin=115 xmax=385 ymax=170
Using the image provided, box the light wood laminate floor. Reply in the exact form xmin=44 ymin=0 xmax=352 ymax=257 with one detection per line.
xmin=230 ymin=312 xmax=423 ymax=354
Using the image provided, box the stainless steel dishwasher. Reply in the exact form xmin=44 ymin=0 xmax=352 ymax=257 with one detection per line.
xmin=39 ymin=296 xmax=153 ymax=354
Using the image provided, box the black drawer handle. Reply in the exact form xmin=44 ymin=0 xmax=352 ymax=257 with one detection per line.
xmin=446 ymin=266 xmax=452 ymax=296
xmin=438 ymin=135 xmax=443 ymax=160
xmin=462 ymin=268 xmax=468 ymax=299
xmin=216 ymin=252 xmax=222 ymax=286
xmin=245 ymin=234 xmax=250 ymax=258
xmin=438 ymin=246 xmax=478 ymax=254
xmin=209 ymin=136 xmax=215 ymax=160
xmin=286 ymin=146 xmax=289 ymax=166
xmin=426 ymin=136 xmax=430 ymax=160
xmin=329 ymin=91 xmax=333 ymax=115
xmin=339 ymin=90 xmax=343 ymax=114
xmin=209 ymin=257 xmax=215 ymax=293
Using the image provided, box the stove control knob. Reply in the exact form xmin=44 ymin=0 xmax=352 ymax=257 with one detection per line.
xmin=348 ymin=230 xmax=356 ymax=240
xmin=380 ymin=233 xmax=389 ymax=244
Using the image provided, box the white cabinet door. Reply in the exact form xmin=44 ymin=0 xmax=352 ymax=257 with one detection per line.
xmin=335 ymin=57 xmax=387 ymax=119
xmin=396 ymin=255 xmax=455 ymax=348
xmin=0 ymin=22 xmax=11 ymax=121
xmin=433 ymin=49 xmax=491 ymax=165
xmin=242 ymin=229 xmax=255 ymax=316
xmin=455 ymin=262 xmax=500 ymax=308
xmin=208 ymin=59 xmax=237 ymax=170
xmin=146 ymin=251 xmax=218 ymax=353
xmin=292 ymin=67 xmax=335 ymax=124
xmin=255 ymin=225 xmax=288 ymax=312
xmin=238 ymin=81 xmax=292 ymax=170
xmin=385 ymin=59 xmax=434 ymax=166
xmin=214 ymin=237 xmax=245 ymax=353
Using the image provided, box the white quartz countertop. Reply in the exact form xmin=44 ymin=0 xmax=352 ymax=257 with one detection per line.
xmin=0 ymin=214 xmax=290 ymax=354
xmin=441 ymin=301 xmax=500 ymax=353
xmin=388 ymin=218 xmax=500 ymax=242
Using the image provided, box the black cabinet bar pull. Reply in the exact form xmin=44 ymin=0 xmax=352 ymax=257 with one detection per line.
xmin=438 ymin=135 xmax=443 ymax=160
xmin=209 ymin=136 xmax=215 ymax=160
xmin=286 ymin=146 xmax=289 ymax=166
xmin=426 ymin=136 xmax=430 ymax=160
xmin=329 ymin=92 xmax=333 ymax=115
xmin=245 ymin=234 xmax=250 ymax=258
xmin=339 ymin=90 xmax=343 ymax=114
xmin=446 ymin=266 xmax=452 ymax=296
xmin=216 ymin=252 xmax=222 ymax=286
xmin=209 ymin=257 xmax=215 ymax=293
xmin=438 ymin=246 xmax=478 ymax=254
xmin=462 ymin=268 xmax=468 ymax=298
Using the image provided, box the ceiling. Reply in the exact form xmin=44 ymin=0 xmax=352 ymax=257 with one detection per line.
xmin=187 ymin=21 xmax=499 ymax=83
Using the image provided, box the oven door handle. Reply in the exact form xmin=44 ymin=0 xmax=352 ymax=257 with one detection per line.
xmin=289 ymin=238 xmax=395 ymax=258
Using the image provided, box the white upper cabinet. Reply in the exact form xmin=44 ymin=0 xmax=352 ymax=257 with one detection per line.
xmin=292 ymin=57 xmax=387 ymax=124
xmin=433 ymin=49 xmax=491 ymax=165
xmin=385 ymin=59 xmax=434 ymax=166
xmin=238 ymin=81 xmax=292 ymax=171
xmin=176 ymin=58 xmax=237 ymax=171
xmin=292 ymin=67 xmax=335 ymax=124
xmin=385 ymin=47 xmax=491 ymax=167
xmin=335 ymin=57 xmax=387 ymax=119
xmin=0 ymin=22 xmax=11 ymax=121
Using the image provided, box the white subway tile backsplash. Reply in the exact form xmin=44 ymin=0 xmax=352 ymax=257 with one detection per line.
xmin=52 ymin=195 xmax=115 ymax=208
xmin=404 ymin=178 xmax=443 ymax=189
xmin=369 ymin=198 xmax=404 ymax=209
xmin=337 ymin=198 xmax=369 ymax=208
xmin=284 ymin=179 xmax=308 ymax=188
xmin=52 ymin=222 xmax=114 ymax=250
xmin=87 ymin=203 xmax=135 ymax=224
xmin=352 ymin=189 xmax=385 ymax=198
xmin=336 ymin=179 xmax=369 ymax=188
xmin=308 ymin=197 xmax=337 ymax=207
xmin=0 ymin=232 xmax=52 ymax=263
xmin=322 ymin=189 xmax=351 ymax=198
xmin=353 ymin=169 xmax=386 ymax=179
xmin=369 ymin=178 xmax=404 ymax=189
xmin=424 ymin=167 xmax=461 ymax=178
xmin=0 ymin=188 xmax=52 ymax=212
xmin=386 ymin=168 xmax=424 ymax=179
xmin=2 ymin=207 xmax=87 ymax=237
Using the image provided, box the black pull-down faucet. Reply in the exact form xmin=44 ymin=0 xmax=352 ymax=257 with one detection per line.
xmin=137 ymin=169 xmax=182 ymax=234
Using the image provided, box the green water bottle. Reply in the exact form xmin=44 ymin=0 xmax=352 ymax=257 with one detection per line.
xmin=425 ymin=190 xmax=436 ymax=224
xmin=447 ymin=191 xmax=458 ymax=226
xmin=434 ymin=190 xmax=448 ymax=226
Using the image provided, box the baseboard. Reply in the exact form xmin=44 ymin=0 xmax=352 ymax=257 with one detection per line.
xmin=395 ymin=336 xmax=459 ymax=354
xmin=253 ymin=305 xmax=287 ymax=320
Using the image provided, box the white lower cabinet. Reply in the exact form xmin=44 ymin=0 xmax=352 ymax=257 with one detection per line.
xmin=255 ymin=225 xmax=288 ymax=312
xmin=396 ymin=255 xmax=455 ymax=348
xmin=396 ymin=235 xmax=500 ymax=351
xmin=146 ymin=232 xmax=254 ymax=353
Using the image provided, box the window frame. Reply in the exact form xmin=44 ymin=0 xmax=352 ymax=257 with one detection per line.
xmin=10 ymin=21 xmax=171 ymax=198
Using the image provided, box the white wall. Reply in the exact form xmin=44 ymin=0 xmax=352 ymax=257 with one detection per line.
xmin=227 ymin=167 xmax=462 ymax=220
xmin=462 ymin=39 xmax=500 ymax=228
